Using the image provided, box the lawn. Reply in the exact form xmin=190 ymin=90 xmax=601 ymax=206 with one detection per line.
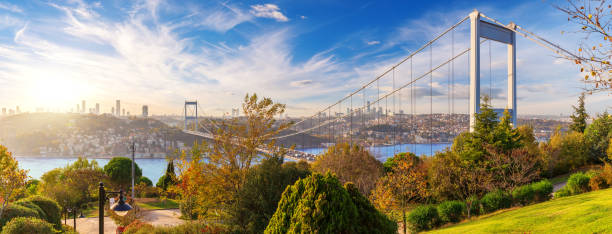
xmin=135 ymin=198 xmax=180 ymax=210
xmin=427 ymin=188 xmax=612 ymax=233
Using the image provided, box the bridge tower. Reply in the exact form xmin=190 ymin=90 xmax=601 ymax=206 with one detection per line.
xmin=469 ymin=10 xmax=517 ymax=132
xmin=184 ymin=101 xmax=198 ymax=131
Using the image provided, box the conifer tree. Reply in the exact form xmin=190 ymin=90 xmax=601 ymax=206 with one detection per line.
xmin=569 ymin=93 xmax=588 ymax=133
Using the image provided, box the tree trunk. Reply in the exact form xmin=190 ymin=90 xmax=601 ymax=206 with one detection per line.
xmin=467 ymin=201 xmax=472 ymax=218
xmin=403 ymin=209 xmax=407 ymax=234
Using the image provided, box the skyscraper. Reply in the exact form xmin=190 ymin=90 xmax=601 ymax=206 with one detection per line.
xmin=15 ymin=106 xmax=20 ymax=114
xmin=82 ymin=100 xmax=86 ymax=113
xmin=142 ymin=105 xmax=148 ymax=117
xmin=111 ymin=107 xmax=115 ymax=115
xmin=116 ymin=100 xmax=120 ymax=116
xmin=95 ymin=103 xmax=100 ymax=114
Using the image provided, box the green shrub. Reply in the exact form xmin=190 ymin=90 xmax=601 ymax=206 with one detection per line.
xmin=0 ymin=204 xmax=40 ymax=229
xmin=264 ymin=173 xmax=396 ymax=234
xmin=408 ymin=205 xmax=440 ymax=231
xmin=512 ymin=184 xmax=535 ymax=206
xmin=0 ymin=217 xmax=55 ymax=234
xmin=20 ymin=196 xmax=62 ymax=229
xmin=12 ymin=201 xmax=46 ymax=222
xmin=531 ymin=180 xmax=553 ymax=202
xmin=480 ymin=190 xmax=512 ymax=214
xmin=566 ymin=172 xmax=591 ymax=195
xmin=588 ymin=174 xmax=609 ymax=191
xmin=554 ymin=187 xmax=572 ymax=198
xmin=437 ymin=201 xmax=466 ymax=223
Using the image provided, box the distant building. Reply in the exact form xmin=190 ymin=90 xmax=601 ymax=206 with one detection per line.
xmin=1 ymin=108 xmax=5 ymax=115
xmin=82 ymin=100 xmax=86 ymax=113
xmin=77 ymin=104 xmax=80 ymax=113
xmin=367 ymin=101 xmax=371 ymax=113
xmin=116 ymin=100 xmax=121 ymax=116
xmin=95 ymin=103 xmax=100 ymax=114
xmin=142 ymin=105 xmax=148 ymax=117
xmin=111 ymin=107 xmax=115 ymax=115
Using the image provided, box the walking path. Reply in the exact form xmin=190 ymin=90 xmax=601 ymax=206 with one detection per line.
xmin=67 ymin=209 xmax=184 ymax=234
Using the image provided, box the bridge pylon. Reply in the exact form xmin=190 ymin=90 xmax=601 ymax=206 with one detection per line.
xmin=469 ymin=10 xmax=517 ymax=131
xmin=184 ymin=101 xmax=198 ymax=131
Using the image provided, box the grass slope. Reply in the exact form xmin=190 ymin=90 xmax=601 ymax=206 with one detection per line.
xmin=427 ymin=188 xmax=612 ymax=233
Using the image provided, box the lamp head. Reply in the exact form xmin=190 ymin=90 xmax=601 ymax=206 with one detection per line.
xmin=110 ymin=190 xmax=132 ymax=216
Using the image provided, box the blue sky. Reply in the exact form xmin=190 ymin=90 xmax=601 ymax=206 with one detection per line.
xmin=0 ymin=0 xmax=609 ymax=116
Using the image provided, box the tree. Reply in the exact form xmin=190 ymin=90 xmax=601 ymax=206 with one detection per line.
xmin=264 ymin=173 xmax=396 ymax=234
xmin=156 ymin=159 xmax=176 ymax=191
xmin=40 ymin=157 xmax=107 ymax=222
xmin=103 ymin=157 xmax=142 ymax=191
xmin=229 ymin=156 xmax=310 ymax=233
xmin=541 ymin=129 xmax=590 ymax=176
xmin=557 ymin=0 xmax=611 ymax=93
xmin=570 ymin=93 xmax=589 ymax=133
xmin=372 ymin=153 xmax=428 ymax=234
xmin=0 ymin=145 xmax=28 ymax=219
xmin=584 ymin=112 xmax=612 ymax=162
xmin=428 ymin=151 xmax=492 ymax=218
xmin=312 ymin=143 xmax=383 ymax=196
xmin=485 ymin=147 xmax=542 ymax=191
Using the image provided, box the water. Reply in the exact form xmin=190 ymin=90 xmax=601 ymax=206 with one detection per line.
xmin=16 ymin=143 xmax=451 ymax=183
xmin=299 ymin=143 xmax=451 ymax=162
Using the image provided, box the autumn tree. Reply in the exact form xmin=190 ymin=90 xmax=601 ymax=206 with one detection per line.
xmin=557 ymin=0 xmax=611 ymax=93
xmin=570 ymin=93 xmax=589 ymax=133
xmin=312 ymin=143 xmax=384 ymax=196
xmin=174 ymin=93 xmax=290 ymax=222
xmin=371 ymin=152 xmax=428 ymax=234
xmin=0 ymin=145 xmax=28 ymax=219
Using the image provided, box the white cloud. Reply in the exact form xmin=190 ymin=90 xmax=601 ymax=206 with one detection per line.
xmin=300 ymin=15 xmax=307 ymax=20
xmin=0 ymin=2 xmax=22 ymax=13
xmin=250 ymin=4 xmax=289 ymax=22
xmin=367 ymin=40 xmax=380 ymax=45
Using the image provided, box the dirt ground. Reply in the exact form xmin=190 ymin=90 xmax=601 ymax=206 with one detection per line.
xmin=66 ymin=209 xmax=184 ymax=234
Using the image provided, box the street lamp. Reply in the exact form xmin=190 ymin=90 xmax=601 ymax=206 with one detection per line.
xmin=99 ymin=182 xmax=132 ymax=234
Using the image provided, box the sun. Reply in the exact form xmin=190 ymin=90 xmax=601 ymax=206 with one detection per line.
xmin=29 ymin=77 xmax=81 ymax=108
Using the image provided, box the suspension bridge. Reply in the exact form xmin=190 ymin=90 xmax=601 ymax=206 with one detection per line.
xmin=180 ymin=10 xmax=580 ymax=162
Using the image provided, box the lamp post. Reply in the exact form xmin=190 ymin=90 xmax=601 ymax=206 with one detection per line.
xmin=99 ymin=182 xmax=132 ymax=234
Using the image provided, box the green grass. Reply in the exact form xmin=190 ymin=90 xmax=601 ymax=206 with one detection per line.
xmin=427 ymin=188 xmax=612 ymax=233
xmin=136 ymin=199 xmax=179 ymax=210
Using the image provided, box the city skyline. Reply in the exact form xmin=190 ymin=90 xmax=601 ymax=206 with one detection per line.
xmin=0 ymin=0 xmax=609 ymax=117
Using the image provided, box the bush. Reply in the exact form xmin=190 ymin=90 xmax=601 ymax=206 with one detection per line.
xmin=554 ymin=187 xmax=572 ymax=198
xmin=123 ymin=220 xmax=154 ymax=234
xmin=566 ymin=172 xmax=591 ymax=195
xmin=601 ymin=162 xmax=612 ymax=185
xmin=19 ymin=196 xmax=62 ymax=229
xmin=512 ymin=184 xmax=535 ymax=206
xmin=480 ymin=190 xmax=512 ymax=214
xmin=0 ymin=217 xmax=55 ymax=234
xmin=12 ymin=201 xmax=46 ymax=223
xmin=0 ymin=204 xmax=40 ymax=229
xmin=531 ymin=180 xmax=553 ymax=202
xmin=264 ymin=173 xmax=396 ymax=234
xmin=589 ymin=174 xmax=609 ymax=191
xmin=437 ymin=201 xmax=466 ymax=223
xmin=408 ymin=205 xmax=440 ymax=231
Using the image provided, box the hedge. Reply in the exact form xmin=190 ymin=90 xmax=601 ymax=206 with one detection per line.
xmin=19 ymin=196 xmax=61 ymax=229
xmin=0 ymin=204 xmax=40 ymax=229
xmin=12 ymin=201 xmax=46 ymax=223
xmin=437 ymin=201 xmax=466 ymax=223
xmin=408 ymin=205 xmax=440 ymax=231
xmin=531 ymin=180 xmax=553 ymax=202
xmin=0 ymin=217 xmax=55 ymax=234
xmin=512 ymin=184 xmax=535 ymax=206
xmin=480 ymin=190 xmax=512 ymax=214
xmin=566 ymin=172 xmax=591 ymax=195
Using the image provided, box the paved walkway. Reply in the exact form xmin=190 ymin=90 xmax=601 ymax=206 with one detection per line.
xmin=67 ymin=209 xmax=184 ymax=234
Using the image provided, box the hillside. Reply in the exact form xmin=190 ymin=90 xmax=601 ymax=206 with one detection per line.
xmin=427 ymin=188 xmax=612 ymax=233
